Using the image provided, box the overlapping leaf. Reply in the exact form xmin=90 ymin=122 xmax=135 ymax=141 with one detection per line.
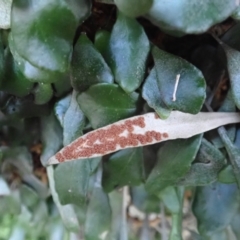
xmin=152 ymin=46 xmax=206 ymax=114
xmin=11 ymin=0 xmax=91 ymax=72
xmin=34 ymin=83 xmax=53 ymax=105
xmin=106 ymin=12 xmax=150 ymax=92
xmin=142 ymin=67 xmax=171 ymax=119
xmin=1 ymin=49 xmax=33 ymax=97
xmin=193 ymin=182 xmax=240 ymax=237
xmin=145 ymin=0 xmax=238 ymax=36
xmin=85 ymin=173 xmax=111 ymax=240
xmin=102 ymin=147 xmax=144 ymax=192
xmin=54 ymin=156 xmax=91 ymax=208
xmin=71 ymin=34 xmax=113 ymax=92
xmin=146 ymin=135 xmax=202 ymax=193
xmin=40 ymin=112 xmax=63 ymax=166
xmin=62 ymin=91 xmax=86 ymax=146
xmin=77 ymin=83 xmax=139 ymax=129
xmin=178 ymin=139 xmax=226 ymax=186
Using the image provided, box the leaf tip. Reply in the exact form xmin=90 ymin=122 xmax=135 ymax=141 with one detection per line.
xmin=47 ymin=155 xmax=59 ymax=165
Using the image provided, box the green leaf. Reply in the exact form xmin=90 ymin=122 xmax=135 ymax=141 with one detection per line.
xmin=114 ymin=0 xmax=153 ymax=17
xmin=145 ymin=0 xmax=238 ymax=36
xmin=0 ymin=0 xmax=12 ymax=29
xmin=102 ymin=147 xmax=144 ymax=192
xmin=218 ymin=165 xmax=236 ymax=184
xmin=159 ymin=187 xmax=184 ymax=240
xmin=53 ymin=74 xmax=72 ymax=97
xmin=221 ymin=44 xmax=240 ymax=109
xmin=159 ymin=187 xmax=182 ymax=214
xmin=142 ymin=67 xmax=171 ymax=119
xmin=54 ymin=160 xmax=91 ymax=207
xmin=8 ymin=34 xmax=67 ymax=84
xmin=94 ymin=30 xmax=111 ymax=59
xmin=62 ymin=91 xmax=86 ymax=146
xmin=11 ymin=0 xmax=90 ymax=72
xmin=108 ymin=190 xmax=126 ymax=240
xmin=77 ymin=83 xmax=139 ymax=129
xmin=85 ymin=185 xmax=111 ymax=240
xmin=231 ymin=209 xmax=240 ymax=238
xmin=40 ymin=112 xmax=63 ymax=166
xmin=193 ymin=182 xmax=240 ymax=236
xmin=106 ymin=11 xmax=150 ymax=92
xmin=54 ymin=94 xmax=72 ymax=126
xmin=1 ymin=48 xmax=34 ymax=97
xmin=131 ymin=185 xmax=160 ymax=213
xmin=145 ymin=135 xmax=202 ymax=193
xmin=177 ymin=138 xmax=226 ymax=186
xmin=47 ymin=166 xmax=80 ymax=232
xmin=152 ymin=46 xmax=206 ymax=114
xmin=34 ymin=83 xmax=53 ymax=105
xmin=20 ymin=185 xmax=39 ymax=211
xmin=71 ymin=34 xmax=113 ymax=92
xmin=0 ymin=189 xmax=21 ymax=216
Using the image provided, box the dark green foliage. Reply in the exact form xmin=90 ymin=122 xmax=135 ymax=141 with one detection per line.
xmin=1 ymin=1 xmax=240 ymax=239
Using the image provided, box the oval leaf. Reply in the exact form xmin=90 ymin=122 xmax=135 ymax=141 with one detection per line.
xmin=11 ymin=0 xmax=90 ymax=72
xmin=77 ymin=83 xmax=139 ymax=129
xmin=54 ymin=160 xmax=91 ymax=207
xmin=71 ymin=34 xmax=113 ymax=92
xmin=107 ymin=11 xmax=150 ymax=92
xmin=153 ymin=46 xmax=206 ymax=114
xmin=193 ymin=182 xmax=240 ymax=236
xmin=8 ymin=33 xmax=66 ymax=84
xmin=145 ymin=0 xmax=238 ymax=36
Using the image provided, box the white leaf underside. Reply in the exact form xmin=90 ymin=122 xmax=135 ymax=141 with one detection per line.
xmin=48 ymin=111 xmax=240 ymax=165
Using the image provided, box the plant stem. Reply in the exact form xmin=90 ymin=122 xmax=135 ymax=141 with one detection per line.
xmin=217 ymin=126 xmax=240 ymax=187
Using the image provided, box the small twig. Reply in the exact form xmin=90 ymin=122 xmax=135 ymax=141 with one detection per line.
xmin=206 ymin=70 xmax=225 ymax=106
xmin=172 ymin=74 xmax=180 ymax=102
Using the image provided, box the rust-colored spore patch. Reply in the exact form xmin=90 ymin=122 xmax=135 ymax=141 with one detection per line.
xmin=163 ymin=132 xmax=169 ymax=138
xmin=56 ymin=116 xmax=167 ymax=162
